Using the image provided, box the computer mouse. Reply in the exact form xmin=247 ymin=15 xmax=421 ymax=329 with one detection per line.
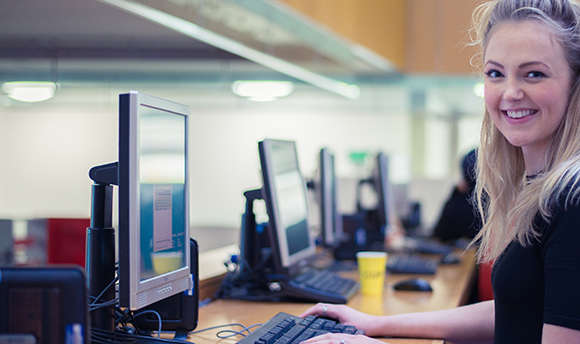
xmin=440 ymin=253 xmax=461 ymax=265
xmin=393 ymin=278 xmax=433 ymax=292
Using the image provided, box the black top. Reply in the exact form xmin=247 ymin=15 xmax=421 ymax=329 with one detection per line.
xmin=492 ymin=199 xmax=580 ymax=343
xmin=432 ymin=187 xmax=481 ymax=242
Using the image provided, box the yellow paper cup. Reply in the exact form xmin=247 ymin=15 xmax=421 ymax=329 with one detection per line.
xmin=152 ymin=251 xmax=183 ymax=275
xmin=356 ymin=251 xmax=387 ymax=296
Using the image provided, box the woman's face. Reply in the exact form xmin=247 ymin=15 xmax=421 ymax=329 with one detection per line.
xmin=484 ymin=20 xmax=572 ymax=161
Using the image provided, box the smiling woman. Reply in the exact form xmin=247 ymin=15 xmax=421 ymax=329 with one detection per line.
xmin=299 ymin=1 xmax=580 ymax=344
xmin=483 ymin=20 xmax=572 ymax=174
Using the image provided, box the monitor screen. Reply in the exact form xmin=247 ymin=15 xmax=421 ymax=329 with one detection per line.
xmin=259 ymin=139 xmax=315 ymax=269
xmin=319 ymin=148 xmax=342 ymax=247
xmin=375 ymin=152 xmax=390 ymax=230
xmin=119 ymin=91 xmax=191 ymax=310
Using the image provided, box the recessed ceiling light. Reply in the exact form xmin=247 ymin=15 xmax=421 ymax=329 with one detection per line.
xmin=2 ymin=81 xmax=57 ymax=103
xmin=232 ymin=80 xmax=294 ymax=101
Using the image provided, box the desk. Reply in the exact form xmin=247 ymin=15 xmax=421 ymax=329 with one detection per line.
xmin=190 ymin=250 xmax=476 ymax=344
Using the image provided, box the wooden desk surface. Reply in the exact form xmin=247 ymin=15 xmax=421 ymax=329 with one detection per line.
xmin=189 ymin=250 xmax=476 ymax=344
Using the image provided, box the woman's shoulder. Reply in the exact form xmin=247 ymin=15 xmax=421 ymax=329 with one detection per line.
xmin=550 ymin=177 xmax=580 ymax=213
xmin=544 ymin=159 xmax=580 ymax=209
xmin=536 ymin=167 xmax=580 ymax=234
xmin=541 ymin=179 xmax=580 ymax=242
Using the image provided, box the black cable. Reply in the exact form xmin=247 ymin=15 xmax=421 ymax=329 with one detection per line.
xmin=89 ymin=275 xmax=118 ymax=307
xmin=89 ymin=298 xmax=118 ymax=312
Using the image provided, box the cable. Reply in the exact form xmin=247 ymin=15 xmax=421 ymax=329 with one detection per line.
xmin=217 ymin=329 xmax=248 ymax=339
xmin=89 ymin=275 xmax=119 ymax=307
xmin=246 ymin=323 xmax=263 ymax=332
xmin=133 ymin=310 xmax=162 ymax=338
xmin=216 ymin=323 xmax=263 ymax=339
xmin=89 ymin=298 xmax=118 ymax=312
xmin=91 ymin=328 xmax=190 ymax=344
xmin=188 ymin=322 xmax=261 ymax=339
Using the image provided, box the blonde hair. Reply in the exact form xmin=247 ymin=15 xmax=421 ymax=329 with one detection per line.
xmin=471 ymin=0 xmax=580 ymax=262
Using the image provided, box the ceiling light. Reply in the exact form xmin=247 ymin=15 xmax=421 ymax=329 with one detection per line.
xmin=232 ymin=81 xmax=294 ymax=102
xmin=2 ymin=81 xmax=57 ymax=103
xmin=473 ymin=82 xmax=484 ymax=98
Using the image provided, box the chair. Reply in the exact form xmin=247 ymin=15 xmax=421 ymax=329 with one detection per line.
xmin=46 ymin=218 xmax=90 ymax=268
xmin=478 ymin=260 xmax=494 ymax=301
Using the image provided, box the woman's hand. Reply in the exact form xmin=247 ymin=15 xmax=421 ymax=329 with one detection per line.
xmin=300 ymin=303 xmax=381 ymax=336
xmin=301 ymin=333 xmax=387 ymax=344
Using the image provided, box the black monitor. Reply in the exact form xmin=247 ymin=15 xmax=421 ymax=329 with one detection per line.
xmin=258 ymin=139 xmax=315 ymax=270
xmin=374 ymin=152 xmax=390 ymax=232
xmin=318 ymin=148 xmax=343 ymax=247
xmin=118 ymin=91 xmax=191 ymax=310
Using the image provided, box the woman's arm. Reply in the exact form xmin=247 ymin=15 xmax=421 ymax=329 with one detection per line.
xmin=301 ymin=301 xmax=494 ymax=343
xmin=373 ymin=300 xmax=494 ymax=343
xmin=542 ymin=324 xmax=580 ymax=344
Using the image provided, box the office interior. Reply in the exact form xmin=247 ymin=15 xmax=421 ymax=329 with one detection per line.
xmin=0 ymin=1 xmax=487 ymax=341
xmin=1 ymin=0 xmax=484 ymax=258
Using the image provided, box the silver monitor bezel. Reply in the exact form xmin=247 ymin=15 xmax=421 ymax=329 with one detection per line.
xmin=119 ymin=91 xmax=191 ymax=310
xmin=260 ymin=139 xmax=315 ymax=268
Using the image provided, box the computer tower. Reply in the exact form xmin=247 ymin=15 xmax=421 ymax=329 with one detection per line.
xmin=134 ymin=238 xmax=199 ymax=334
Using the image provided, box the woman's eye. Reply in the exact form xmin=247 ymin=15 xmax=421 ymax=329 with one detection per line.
xmin=485 ymin=69 xmax=503 ymax=78
xmin=526 ymin=71 xmax=546 ymax=78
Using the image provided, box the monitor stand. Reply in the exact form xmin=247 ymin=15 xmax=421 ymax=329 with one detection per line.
xmin=217 ymin=188 xmax=284 ymax=302
xmin=333 ymin=210 xmax=386 ymax=261
xmin=86 ymin=162 xmax=118 ymax=332
xmin=86 ymin=162 xmax=198 ymax=337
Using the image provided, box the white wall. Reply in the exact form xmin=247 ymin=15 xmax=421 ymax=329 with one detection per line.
xmin=189 ymin=109 xmax=412 ymax=227
xmin=0 ymin=102 xmax=117 ymax=218
xmin=0 ymin=83 xmax=413 ymax=230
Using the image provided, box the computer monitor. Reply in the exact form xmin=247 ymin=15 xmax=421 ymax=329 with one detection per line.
xmin=258 ymin=139 xmax=315 ymax=270
xmin=318 ymin=148 xmax=343 ymax=247
xmin=118 ymin=91 xmax=191 ymax=310
xmin=374 ymin=152 xmax=390 ymax=231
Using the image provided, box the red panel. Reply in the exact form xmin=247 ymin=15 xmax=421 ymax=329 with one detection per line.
xmin=46 ymin=218 xmax=89 ymax=268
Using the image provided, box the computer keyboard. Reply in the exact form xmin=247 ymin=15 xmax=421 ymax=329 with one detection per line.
xmin=387 ymin=254 xmax=437 ymax=275
xmin=238 ymin=312 xmax=363 ymax=344
xmin=407 ymin=238 xmax=453 ymax=255
xmin=286 ymin=269 xmax=359 ymax=304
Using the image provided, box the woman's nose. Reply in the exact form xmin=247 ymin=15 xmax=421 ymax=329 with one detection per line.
xmin=503 ymin=79 xmax=524 ymax=100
